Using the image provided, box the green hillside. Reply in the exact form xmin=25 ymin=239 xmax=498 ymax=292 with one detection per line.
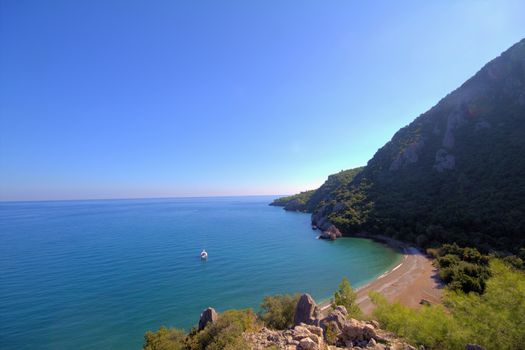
xmin=272 ymin=38 xmax=525 ymax=253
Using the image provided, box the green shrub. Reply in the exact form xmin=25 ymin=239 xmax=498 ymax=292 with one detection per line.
xmin=370 ymin=292 xmax=464 ymax=349
xmin=258 ymin=294 xmax=300 ymax=330
xmin=188 ymin=309 xmax=260 ymax=350
xmin=333 ymin=277 xmax=362 ymax=318
xmin=435 ymin=245 xmax=490 ymax=294
xmin=446 ymin=260 xmax=525 ymax=350
xmin=143 ymin=326 xmax=186 ymax=350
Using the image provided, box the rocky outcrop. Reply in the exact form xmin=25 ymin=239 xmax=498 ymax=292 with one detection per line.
xmin=198 ymin=307 xmax=218 ymax=331
xmin=319 ymin=225 xmax=342 ymax=240
xmin=250 ymin=296 xmax=417 ymax=350
xmin=312 ymin=207 xmax=342 ymax=240
xmin=389 ymin=138 xmax=425 ymax=171
xmin=244 ymin=324 xmax=325 ymax=350
xmin=433 ymin=148 xmax=455 ymax=172
xmin=319 ymin=306 xmax=348 ymax=339
xmin=245 ymin=318 xmax=417 ymax=350
xmin=294 ymin=294 xmax=321 ymax=326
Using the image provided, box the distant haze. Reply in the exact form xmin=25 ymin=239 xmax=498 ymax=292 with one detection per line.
xmin=1 ymin=1 xmax=524 ymax=201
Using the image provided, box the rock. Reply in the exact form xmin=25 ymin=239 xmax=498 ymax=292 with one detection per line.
xmin=311 ymin=206 xmax=342 ymax=239
xmin=334 ymin=306 xmax=348 ymax=316
xmin=364 ymin=324 xmax=377 ymax=339
xmin=419 ymin=299 xmax=431 ymax=306
xmin=303 ymin=324 xmax=324 ymax=338
xmin=339 ymin=318 xmax=378 ymax=344
xmin=466 ymin=344 xmax=486 ymax=350
xmin=389 ymin=139 xmax=425 ymax=171
xmin=298 ymin=337 xmax=318 ymax=350
xmin=294 ymin=294 xmax=321 ymax=326
xmin=319 ymin=225 xmax=342 ymax=240
xmin=198 ymin=307 xmax=218 ymax=331
xmin=442 ymin=108 xmax=466 ymax=149
xmin=434 ymin=148 xmax=455 ymax=172
xmin=368 ymin=320 xmax=380 ymax=329
xmin=320 ymin=307 xmax=347 ymax=336
xmin=245 ymin=315 xmax=417 ymax=350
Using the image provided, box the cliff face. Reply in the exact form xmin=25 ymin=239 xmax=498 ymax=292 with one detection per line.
xmin=273 ymin=39 xmax=525 ymax=252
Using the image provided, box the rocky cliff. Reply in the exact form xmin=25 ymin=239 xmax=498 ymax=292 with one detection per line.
xmin=272 ymin=39 xmax=525 ymax=252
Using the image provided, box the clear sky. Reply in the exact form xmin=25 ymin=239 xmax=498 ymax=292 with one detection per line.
xmin=1 ymin=1 xmax=524 ymax=201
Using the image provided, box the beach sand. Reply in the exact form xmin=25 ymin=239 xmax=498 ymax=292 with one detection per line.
xmin=321 ymin=235 xmax=443 ymax=315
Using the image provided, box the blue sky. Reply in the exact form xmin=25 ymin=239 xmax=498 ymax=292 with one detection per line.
xmin=1 ymin=1 xmax=524 ymax=201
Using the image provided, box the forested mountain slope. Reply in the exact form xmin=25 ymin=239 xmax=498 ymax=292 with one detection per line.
xmin=273 ymin=39 xmax=525 ymax=252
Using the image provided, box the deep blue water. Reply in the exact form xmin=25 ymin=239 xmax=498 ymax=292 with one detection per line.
xmin=0 ymin=196 xmax=401 ymax=349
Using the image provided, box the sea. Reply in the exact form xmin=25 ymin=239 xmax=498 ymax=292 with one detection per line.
xmin=0 ymin=196 xmax=401 ymax=349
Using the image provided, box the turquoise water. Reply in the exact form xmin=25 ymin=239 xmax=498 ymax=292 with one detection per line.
xmin=0 ymin=196 xmax=401 ymax=349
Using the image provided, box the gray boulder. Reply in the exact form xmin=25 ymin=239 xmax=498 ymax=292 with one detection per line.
xmin=294 ymin=294 xmax=320 ymax=326
xmin=319 ymin=306 xmax=347 ymax=337
xmin=198 ymin=307 xmax=218 ymax=331
xmin=339 ymin=318 xmax=378 ymax=346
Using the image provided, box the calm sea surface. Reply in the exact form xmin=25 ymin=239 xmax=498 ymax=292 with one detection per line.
xmin=0 ymin=196 xmax=401 ymax=349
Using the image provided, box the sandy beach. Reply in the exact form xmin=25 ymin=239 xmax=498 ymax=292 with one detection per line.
xmin=321 ymin=235 xmax=443 ymax=314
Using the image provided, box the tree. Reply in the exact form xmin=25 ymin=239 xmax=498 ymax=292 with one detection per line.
xmin=258 ymin=294 xmax=300 ymax=330
xmin=333 ymin=277 xmax=362 ymax=318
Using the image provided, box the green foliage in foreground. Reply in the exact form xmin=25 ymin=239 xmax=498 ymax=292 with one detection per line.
xmin=187 ymin=309 xmax=260 ymax=350
xmin=143 ymin=309 xmax=260 ymax=350
xmin=144 ymin=327 xmax=186 ymax=350
xmin=258 ymin=294 xmax=300 ymax=330
xmin=371 ymin=259 xmax=525 ymax=350
xmin=332 ymin=277 xmax=362 ymax=318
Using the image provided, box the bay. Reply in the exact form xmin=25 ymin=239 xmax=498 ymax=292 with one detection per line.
xmin=0 ymin=196 xmax=401 ymax=349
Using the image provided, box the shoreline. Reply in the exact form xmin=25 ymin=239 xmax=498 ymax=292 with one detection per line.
xmin=319 ymin=233 xmax=443 ymax=314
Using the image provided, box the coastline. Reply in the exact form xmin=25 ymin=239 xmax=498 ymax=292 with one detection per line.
xmin=319 ymin=234 xmax=443 ymax=314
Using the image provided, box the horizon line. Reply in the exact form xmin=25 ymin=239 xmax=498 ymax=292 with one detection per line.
xmin=0 ymin=193 xmax=294 ymax=204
